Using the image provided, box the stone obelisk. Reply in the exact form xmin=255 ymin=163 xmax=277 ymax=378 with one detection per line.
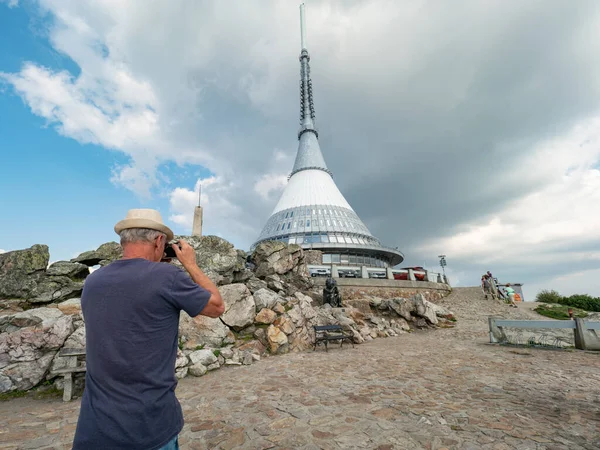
xmin=192 ymin=184 xmax=203 ymax=237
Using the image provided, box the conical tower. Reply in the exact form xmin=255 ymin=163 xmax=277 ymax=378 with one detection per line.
xmin=252 ymin=3 xmax=403 ymax=269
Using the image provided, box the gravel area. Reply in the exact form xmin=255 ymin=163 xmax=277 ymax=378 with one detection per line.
xmin=1 ymin=287 xmax=599 ymax=449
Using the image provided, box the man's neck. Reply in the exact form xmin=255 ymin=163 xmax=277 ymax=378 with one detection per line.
xmin=122 ymin=243 xmax=156 ymax=262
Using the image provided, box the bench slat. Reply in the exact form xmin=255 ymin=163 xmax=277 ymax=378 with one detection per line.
xmin=314 ymin=325 xmax=343 ymax=331
xmin=51 ymin=367 xmax=87 ymax=375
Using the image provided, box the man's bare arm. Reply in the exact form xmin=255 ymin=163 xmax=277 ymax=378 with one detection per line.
xmin=172 ymin=240 xmax=225 ymax=318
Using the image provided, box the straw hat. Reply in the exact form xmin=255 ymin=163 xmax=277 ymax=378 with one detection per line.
xmin=114 ymin=209 xmax=174 ymax=241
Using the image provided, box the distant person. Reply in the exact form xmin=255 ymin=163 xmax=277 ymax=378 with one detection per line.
xmin=505 ymin=283 xmax=517 ymax=308
xmin=73 ymin=209 xmax=225 ymax=450
xmin=482 ymin=275 xmax=493 ymax=299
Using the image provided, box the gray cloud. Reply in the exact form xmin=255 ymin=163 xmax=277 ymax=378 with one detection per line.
xmin=5 ymin=0 xmax=600 ymax=296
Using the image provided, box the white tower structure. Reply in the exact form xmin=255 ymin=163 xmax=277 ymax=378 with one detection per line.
xmin=252 ymin=3 xmax=403 ymax=268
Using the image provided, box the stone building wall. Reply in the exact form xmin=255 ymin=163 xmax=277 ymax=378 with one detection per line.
xmin=312 ymin=278 xmax=451 ymax=303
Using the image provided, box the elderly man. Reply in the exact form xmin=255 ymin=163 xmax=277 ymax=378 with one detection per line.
xmin=73 ymin=209 xmax=224 ymax=450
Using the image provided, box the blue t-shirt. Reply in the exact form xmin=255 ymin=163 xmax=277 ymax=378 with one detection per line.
xmin=73 ymin=258 xmax=211 ymax=450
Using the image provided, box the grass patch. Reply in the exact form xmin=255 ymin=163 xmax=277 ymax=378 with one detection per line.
xmin=212 ymin=349 xmax=221 ymax=358
xmin=0 ymin=390 xmax=27 ymax=401
xmin=31 ymin=386 xmax=62 ymax=400
xmin=194 ymin=344 xmax=205 ymax=351
xmin=534 ymin=303 xmax=588 ymax=320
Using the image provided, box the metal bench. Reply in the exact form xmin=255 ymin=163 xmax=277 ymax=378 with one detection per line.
xmin=51 ymin=348 xmax=86 ymax=401
xmin=313 ymin=325 xmax=354 ymax=352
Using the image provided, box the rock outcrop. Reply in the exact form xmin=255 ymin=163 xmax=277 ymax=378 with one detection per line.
xmin=0 ymin=308 xmax=73 ymax=391
xmin=0 ymin=237 xmax=454 ymax=394
xmin=71 ymin=242 xmax=122 ymax=266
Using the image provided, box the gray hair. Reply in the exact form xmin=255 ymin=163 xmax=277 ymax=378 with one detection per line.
xmin=119 ymin=228 xmax=167 ymax=246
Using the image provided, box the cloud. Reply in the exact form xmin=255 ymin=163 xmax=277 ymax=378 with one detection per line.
xmin=0 ymin=249 xmax=6 ymax=254
xmin=1 ymin=0 xmax=19 ymax=8
xmin=254 ymin=173 xmax=288 ymax=201
xmin=169 ymin=177 xmax=255 ymax=248
xmin=2 ymin=1 xmax=600 ymax=295
xmin=418 ymin=117 xmax=600 ymax=267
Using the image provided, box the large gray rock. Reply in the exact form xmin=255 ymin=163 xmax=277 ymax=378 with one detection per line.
xmin=48 ymin=325 xmax=86 ymax=375
xmin=72 ymin=242 xmax=122 ymax=266
xmin=189 ymin=349 xmax=218 ymax=366
xmin=173 ymin=235 xmax=246 ymax=286
xmin=178 ymin=312 xmax=231 ymax=349
xmin=246 ymin=277 xmax=268 ymax=293
xmin=220 ymin=284 xmax=256 ymax=330
xmin=387 ymin=298 xmax=416 ymax=321
xmin=0 ymin=245 xmax=49 ymax=300
xmin=412 ymin=294 xmax=438 ymax=325
xmin=0 ymin=307 xmax=74 ymax=392
xmin=46 ymin=261 xmax=89 ymax=279
xmin=251 ymin=241 xmax=309 ymax=281
xmin=253 ymin=288 xmax=282 ymax=311
xmin=29 ymin=276 xmax=84 ymax=304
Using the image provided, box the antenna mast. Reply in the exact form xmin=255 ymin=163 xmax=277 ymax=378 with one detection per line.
xmin=198 ymin=182 xmax=202 ymax=206
xmin=300 ymin=3 xmax=307 ymax=50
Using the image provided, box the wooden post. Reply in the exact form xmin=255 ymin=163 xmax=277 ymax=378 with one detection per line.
xmin=63 ymin=355 xmax=77 ymax=402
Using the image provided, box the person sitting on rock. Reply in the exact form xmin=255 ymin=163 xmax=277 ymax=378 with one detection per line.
xmin=72 ymin=209 xmax=225 ymax=450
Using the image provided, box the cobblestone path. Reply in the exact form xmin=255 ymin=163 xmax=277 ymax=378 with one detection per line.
xmin=1 ymin=288 xmax=599 ymax=449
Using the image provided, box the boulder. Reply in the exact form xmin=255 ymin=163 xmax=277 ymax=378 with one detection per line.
xmin=273 ymin=316 xmax=294 ymax=335
xmin=266 ymin=324 xmax=288 ymax=354
xmin=0 ymin=245 xmax=49 ymax=300
xmin=251 ymin=242 xmax=310 ymax=291
xmin=174 ymin=235 xmax=246 ymax=285
xmin=46 ymin=261 xmax=89 ymax=279
xmin=188 ymin=363 xmax=208 ymax=377
xmin=235 ymin=339 xmax=266 ymax=356
xmin=412 ymin=294 xmax=438 ymax=325
xmin=72 ymin=242 xmax=122 ymax=266
xmin=303 ymin=250 xmax=323 ymax=265
xmin=220 ymin=284 xmax=256 ymax=331
xmin=265 ymin=275 xmax=286 ymax=293
xmin=57 ymin=298 xmax=82 ymax=316
xmin=48 ymin=325 xmax=86 ymax=375
xmin=29 ymin=276 xmax=84 ymax=304
xmin=245 ymin=277 xmax=268 ymax=294
xmin=178 ymin=312 xmax=230 ymax=349
xmin=189 ymin=349 xmax=218 ymax=366
xmin=253 ymin=288 xmax=282 ymax=311
xmin=175 ymin=367 xmax=188 ymax=379
xmin=0 ymin=307 xmax=73 ymax=392
xmin=272 ymin=303 xmax=286 ymax=314
xmin=255 ymin=308 xmax=277 ymax=325
xmin=388 ymin=298 xmax=415 ymax=321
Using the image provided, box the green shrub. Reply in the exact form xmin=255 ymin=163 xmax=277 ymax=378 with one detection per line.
xmin=534 ymin=304 xmax=588 ymax=320
xmin=562 ymin=294 xmax=600 ymax=312
xmin=535 ymin=289 xmax=600 ymax=312
xmin=536 ymin=289 xmax=563 ymax=304
xmin=212 ymin=349 xmax=221 ymax=358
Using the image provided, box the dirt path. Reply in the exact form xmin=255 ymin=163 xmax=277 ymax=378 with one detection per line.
xmin=1 ymin=288 xmax=599 ymax=449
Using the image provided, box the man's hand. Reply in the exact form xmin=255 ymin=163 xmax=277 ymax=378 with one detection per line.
xmin=172 ymin=239 xmax=197 ymax=270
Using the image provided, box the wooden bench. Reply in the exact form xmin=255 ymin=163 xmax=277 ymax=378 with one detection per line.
xmin=313 ymin=325 xmax=354 ymax=352
xmin=51 ymin=348 xmax=86 ymax=401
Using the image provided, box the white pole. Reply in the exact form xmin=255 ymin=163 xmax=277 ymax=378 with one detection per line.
xmin=300 ymin=3 xmax=307 ymax=49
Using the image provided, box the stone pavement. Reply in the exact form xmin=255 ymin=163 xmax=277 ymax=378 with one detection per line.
xmin=1 ymin=288 xmax=599 ymax=449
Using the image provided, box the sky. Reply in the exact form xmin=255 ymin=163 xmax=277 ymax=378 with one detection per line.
xmin=1 ymin=0 xmax=600 ymax=300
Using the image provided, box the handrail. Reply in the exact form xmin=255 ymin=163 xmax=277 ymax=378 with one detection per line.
xmin=489 ymin=316 xmax=600 ymax=351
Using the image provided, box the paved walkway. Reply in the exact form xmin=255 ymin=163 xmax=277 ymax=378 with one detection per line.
xmin=1 ymin=288 xmax=599 ymax=449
